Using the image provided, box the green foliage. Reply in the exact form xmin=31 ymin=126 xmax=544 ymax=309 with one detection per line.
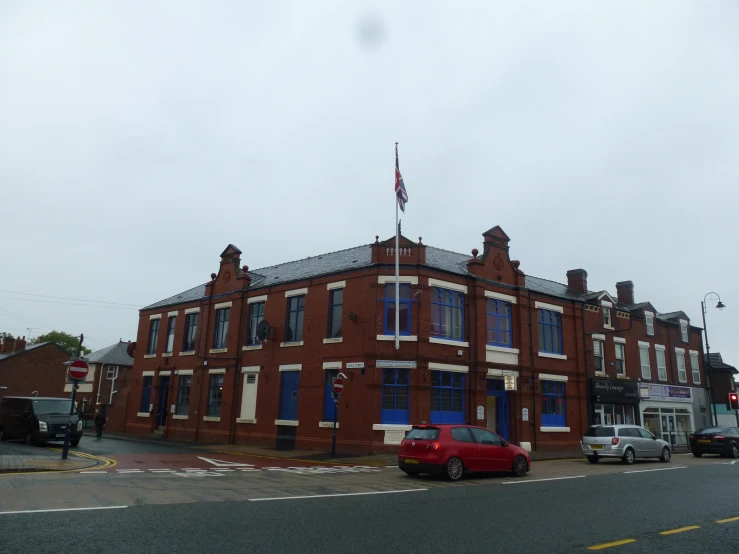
xmin=30 ymin=331 xmax=91 ymax=356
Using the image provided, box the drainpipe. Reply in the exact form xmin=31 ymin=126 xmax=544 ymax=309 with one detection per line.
xmin=581 ymin=305 xmax=591 ymax=430
xmin=109 ymin=367 xmax=117 ymax=405
xmin=467 ymin=275 xmax=477 ymax=425
xmin=527 ymin=289 xmax=537 ymax=452
xmin=96 ymin=363 xmax=105 ymax=406
xmin=230 ymin=288 xmax=248 ymax=445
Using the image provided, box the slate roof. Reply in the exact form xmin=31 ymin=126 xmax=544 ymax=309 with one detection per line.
xmin=705 ymin=353 xmax=738 ymax=373
xmin=628 ymin=302 xmax=651 ymax=312
xmin=658 ymin=311 xmax=685 ymax=321
xmin=0 ymin=342 xmax=50 ymax=362
xmin=84 ymin=342 xmax=134 ymax=367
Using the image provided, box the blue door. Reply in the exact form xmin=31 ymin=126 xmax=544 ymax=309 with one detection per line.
xmin=279 ymin=371 xmax=300 ymax=421
xmin=156 ymin=376 xmax=170 ymax=428
xmin=487 ymin=379 xmax=510 ymax=441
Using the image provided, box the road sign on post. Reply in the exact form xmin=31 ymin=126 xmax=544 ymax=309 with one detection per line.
xmin=67 ymin=359 xmax=89 ymax=381
xmin=62 ymin=334 xmax=84 ymax=461
xmin=331 ymin=377 xmax=345 ymax=458
xmin=332 ymin=377 xmax=344 ymax=397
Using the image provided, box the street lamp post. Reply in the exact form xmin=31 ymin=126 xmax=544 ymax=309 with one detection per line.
xmin=701 ymin=292 xmax=725 ymax=427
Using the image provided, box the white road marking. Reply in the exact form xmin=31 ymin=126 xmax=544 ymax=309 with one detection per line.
xmin=502 ymin=476 xmax=586 ymax=485
xmin=623 ymin=466 xmax=687 ymax=474
xmin=249 ymin=489 xmax=428 ymax=502
xmin=239 ymin=468 xmax=261 ymax=472
xmin=116 ymin=470 xmax=143 ymax=473
xmin=197 ymin=456 xmax=254 ymax=468
xmin=183 ymin=468 xmax=207 ymax=471
xmin=0 ymin=506 xmax=128 ymax=516
xmin=212 ymin=469 xmax=235 ymax=472
xmin=149 ymin=469 xmax=174 ymax=472
xmin=79 ymin=471 xmax=107 ymax=474
xmin=385 ymin=465 xmax=399 ymax=468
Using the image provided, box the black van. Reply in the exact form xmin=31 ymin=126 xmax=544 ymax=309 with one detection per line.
xmin=0 ymin=397 xmax=83 ymax=446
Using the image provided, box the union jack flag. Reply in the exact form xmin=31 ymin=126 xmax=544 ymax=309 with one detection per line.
xmin=395 ymin=143 xmax=408 ymax=212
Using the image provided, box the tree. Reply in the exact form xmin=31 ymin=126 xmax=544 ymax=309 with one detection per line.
xmin=30 ymin=331 xmax=91 ymax=356
xmin=0 ymin=332 xmax=15 ymax=341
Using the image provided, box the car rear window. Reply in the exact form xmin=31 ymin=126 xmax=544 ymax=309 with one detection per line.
xmin=405 ymin=428 xmax=440 ymax=440
xmin=585 ymin=426 xmax=615 ymax=437
xmin=696 ymin=427 xmax=726 ymax=434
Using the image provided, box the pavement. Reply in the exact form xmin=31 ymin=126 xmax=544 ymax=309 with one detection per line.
xmin=0 ymin=441 xmax=102 ymax=473
xmin=0 ymin=449 xmax=737 ymax=553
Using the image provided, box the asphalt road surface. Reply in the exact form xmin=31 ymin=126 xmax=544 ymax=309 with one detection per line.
xmin=1 ymin=448 xmax=737 ymax=553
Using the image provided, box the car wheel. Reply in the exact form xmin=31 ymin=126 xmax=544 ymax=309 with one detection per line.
xmin=622 ymin=447 xmax=635 ymax=465
xmin=445 ymin=457 xmax=464 ymax=481
xmin=587 ymin=455 xmax=599 ymax=464
xmin=71 ymin=440 xmax=80 ymax=447
xmin=660 ymin=447 xmax=671 ymax=463
xmin=730 ymin=442 xmax=739 ymax=459
xmin=692 ymin=452 xmax=703 ymax=458
xmin=511 ymin=455 xmax=528 ymax=477
xmin=24 ymin=432 xmax=34 ymax=446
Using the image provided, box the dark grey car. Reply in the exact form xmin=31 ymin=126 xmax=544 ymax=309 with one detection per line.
xmin=581 ymin=424 xmax=671 ymax=465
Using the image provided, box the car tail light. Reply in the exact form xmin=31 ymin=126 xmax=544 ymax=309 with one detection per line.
xmin=400 ymin=439 xmax=406 ymax=448
xmin=428 ymin=442 xmax=441 ymax=451
xmin=689 ymin=435 xmax=695 ymax=440
xmin=713 ymin=435 xmax=726 ymax=440
xmin=611 ymin=437 xmax=620 ymax=446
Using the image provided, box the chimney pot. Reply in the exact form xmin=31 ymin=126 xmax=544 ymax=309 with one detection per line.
xmin=566 ymin=269 xmax=588 ymax=294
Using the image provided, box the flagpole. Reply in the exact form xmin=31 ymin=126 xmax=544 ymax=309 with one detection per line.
xmin=395 ymin=195 xmax=400 ymax=350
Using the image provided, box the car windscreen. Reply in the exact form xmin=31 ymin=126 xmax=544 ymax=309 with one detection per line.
xmin=405 ymin=428 xmax=440 ymax=440
xmin=695 ymin=427 xmax=726 ymax=435
xmin=32 ymin=399 xmax=74 ymax=415
xmin=585 ymin=426 xmax=615 ymax=437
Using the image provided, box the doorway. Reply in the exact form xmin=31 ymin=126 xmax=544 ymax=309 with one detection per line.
xmin=660 ymin=413 xmax=676 ymax=446
xmin=156 ymin=376 xmax=170 ymax=428
xmin=486 ymin=379 xmax=509 ymax=441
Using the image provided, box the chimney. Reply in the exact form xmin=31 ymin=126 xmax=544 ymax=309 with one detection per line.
xmin=616 ymin=281 xmax=634 ymax=305
xmin=566 ymin=269 xmax=588 ymax=294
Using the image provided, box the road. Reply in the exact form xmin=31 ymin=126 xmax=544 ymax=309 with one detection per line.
xmin=1 ymin=439 xmax=737 ymax=553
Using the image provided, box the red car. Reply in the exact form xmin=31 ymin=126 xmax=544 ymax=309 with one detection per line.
xmin=397 ymin=424 xmax=531 ymax=480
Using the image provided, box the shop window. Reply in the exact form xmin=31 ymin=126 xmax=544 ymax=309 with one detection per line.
xmin=541 ymin=380 xmax=566 ymax=427
xmin=430 ymin=371 xmax=465 ymax=424
xmin=430 ymin=288 xmax=464 ymax=341
xmin=381 ymin=369 xmax=409 ymax=424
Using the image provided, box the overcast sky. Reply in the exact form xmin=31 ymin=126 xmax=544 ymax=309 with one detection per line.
xmin=1 ymin=2 xmax=737 ymax=368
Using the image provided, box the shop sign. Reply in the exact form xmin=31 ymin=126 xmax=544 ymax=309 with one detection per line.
xmin=504 ymin=374 xmax=516 ymax=391
xmin=376 ymin=360 xmax=417 ymax=368
xmin=345 ymin=362 xmax=365 ymax=369
xmin=639 ymin=383 xmax=692 ymax=403
xmin=591 ymin=378 xmax=639 ymax=401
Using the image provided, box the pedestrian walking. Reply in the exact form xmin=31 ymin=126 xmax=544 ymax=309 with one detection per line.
xmin=94 ymin=406 xmax=107 ymax=439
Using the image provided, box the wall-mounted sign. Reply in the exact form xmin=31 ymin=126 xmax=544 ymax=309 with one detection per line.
xmin=346 ymin=362 xmax=365 ymax=369
xmin=640 ymin=383 xmax=692 ymax=403
xmin=591 ymin=378 xmax=639 ymax=403
xmin=376 ymin=360 xmax=417 ymax=368
xmin=476 ymin=405 xmax=484 ymax=420
xmin=504 ymin=374 xmax=516 ymax=391
xmin=522 ymin=408 xmax=529 ymax=421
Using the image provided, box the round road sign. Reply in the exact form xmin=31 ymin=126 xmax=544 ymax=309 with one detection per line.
xmin=68 ymin=359 xmax=89 ymax=381
xmin=332 ymin=377 xmax=344 ymax=396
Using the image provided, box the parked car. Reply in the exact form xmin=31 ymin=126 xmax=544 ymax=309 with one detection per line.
xmin=689 ymin=426 xmax=739 ymax=458
xmin=397 ymin=424 xmax=530 ymax=480
xmin=0 ymin=397 xmax=83 ymax=446
xmin=581 ymin=424 xmax=671 ymax=464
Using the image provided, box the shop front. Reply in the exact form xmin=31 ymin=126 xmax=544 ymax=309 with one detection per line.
xmin=590 ymin=378 xmax=640 ymax=426
xmin=639 ymin=383 xmax=694 ymax=448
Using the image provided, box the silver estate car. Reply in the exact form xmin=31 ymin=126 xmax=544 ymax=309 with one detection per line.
xmin=581 ymin=424 xmax=672 ymax=465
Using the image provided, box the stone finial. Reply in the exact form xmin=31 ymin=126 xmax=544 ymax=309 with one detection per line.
xmin=472 ymin=248 xmax=479 ymax=259
xmin=512 ymin=260 xmax=520 ymax=269
xmin=418 ymin=237 xmax=423 ymax=245
xmin=210 ymin=272 xmax=217 ymax=280
xmin=242 ymin=265 xmax=249 ymax=273
xmin=375 ymin=235 xmax=379 ymax=243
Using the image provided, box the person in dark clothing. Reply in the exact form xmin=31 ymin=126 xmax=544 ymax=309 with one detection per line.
xmin=94 ymin=408 xmax=107 ymax=439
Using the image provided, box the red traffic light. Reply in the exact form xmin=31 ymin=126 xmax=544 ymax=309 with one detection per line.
xmin=729 ymin=393 xmax=739 ymax=410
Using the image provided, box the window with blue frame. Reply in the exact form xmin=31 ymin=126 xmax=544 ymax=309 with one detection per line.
xmin=381 ymin=368 xmax=409 ymax=424
xmin=213 ymin=308 xmax=230 ymax=349
xmin=327 ymin=289 xmax=343 ymax=339
xmin=285 ymin=295 xmax=305 ymax=342
xmin=247 ymin=302 xmax=265 ymax=346
xmin=140 ymin=376 xmax=152 ymax=412
xmin=541 ymin=380 xmax=566 ymax=427
xmin=486 ymin=299 xmax=512 ymax=347
xmin=430 ymin=371 xmax=465 ymax=424
xmin=538 ymin=309 xmax=563 ymax=354
xmin=323 ymin=369 xmax=339 ymax=421
xmin=382 ymin=284 xmax=412 ymax=336
xmin=430 ymin=288 xmax=464 ymax=341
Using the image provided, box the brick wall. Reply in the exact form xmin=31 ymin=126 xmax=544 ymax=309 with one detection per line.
xmin=0 ymin=344 xmax=70 ymax=400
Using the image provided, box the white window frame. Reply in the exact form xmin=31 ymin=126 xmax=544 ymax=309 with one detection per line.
xmin=689 ymin=350 xmax=700 ymax=385
xmin=675 ymin=348 xmax=687 ymax=383
xmin=106 ymin=366 xmax=118 ymax=380
xmin=638 ymin=343 xmax=651 ymax=380
xmin=602 ymin=307 xmax=612 ymax=329
xmin=655 ymin=345 xmax=667 ymax=381
xmin=645 ymin=311 xmax=655 ymax=336
xmin=593 ymin=338 xmax=605 ymax=375
xmin=680 ymin=320 xmax=689 ymax=343
xmin=614 ymin=343 xmax=626 ymax=377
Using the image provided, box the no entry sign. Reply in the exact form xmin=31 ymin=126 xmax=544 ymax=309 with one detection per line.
xmin=332 ymin=377 xmax=344 ymax=396
xmin=68 ymin=359 xmax=89 ymax=381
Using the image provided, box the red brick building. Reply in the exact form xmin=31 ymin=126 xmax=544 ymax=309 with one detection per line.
xmin=0 ymin=337 xmax=70 ymax=400
xmin=123 ymin=225 xmax=709 ymax=454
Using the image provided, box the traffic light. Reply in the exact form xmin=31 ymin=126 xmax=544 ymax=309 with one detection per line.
xmin=729 ymin=392 xmax=739 ymax=410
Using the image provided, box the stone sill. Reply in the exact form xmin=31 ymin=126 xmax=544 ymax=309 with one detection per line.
xmin=376 ymin=335 xmax=418 ymax=342
xmin=209 ymin=348 xmax=228 ymax=354
xmin=162 ymin=353 xmax=173 ymax=358
xmin=280 ymin=341 xmax=304 ymax=348
xmin=179 ymin=351 xmax=196 ymax=357
xmin=236 ymin=418 xmax=257 ymax=424
xmin=242 ymin=344 xmax=262 ymax=351
xmin=538 ymin=352 xmax=568 ymax=361
xmin=203 ymin=416 xmax=221 ymax=422
xmin=143 ymin=354 xmax=156 ymax=359
xmin=429 ymin=337 xmax=469 ymax=347
xmin=275 ymin=419 xmax=299 ymax=427
xmin=540 ymin=427 xmax=570 ymax=433
xmin=319 ymin=421 xmax=339 ymax=428
xmin=171 ymin=415 xmax=188 ymax=420
xmin=323 ymin=337 xmax=343 ymax=344
xmin=136 ymin=412 xmax=150 ymax=418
